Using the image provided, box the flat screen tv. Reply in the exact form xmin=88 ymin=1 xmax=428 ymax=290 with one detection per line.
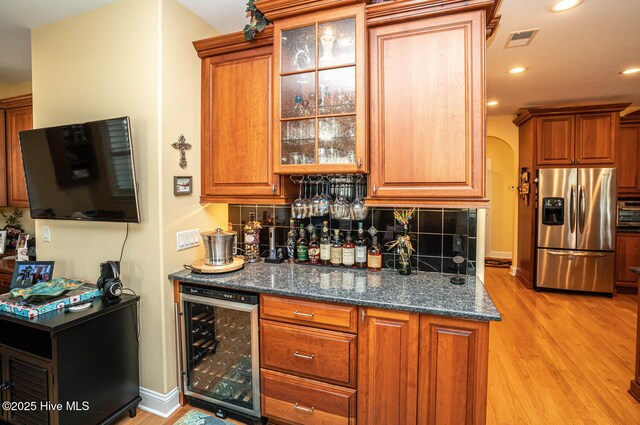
xmin=19 ymin=116 xmax=141 ymax=223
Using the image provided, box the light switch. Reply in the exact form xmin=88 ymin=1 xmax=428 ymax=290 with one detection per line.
xmin=43 ymin=226 xmax=51 ymax=242
xmin=176 ymin=229 xmax=200 ymax=251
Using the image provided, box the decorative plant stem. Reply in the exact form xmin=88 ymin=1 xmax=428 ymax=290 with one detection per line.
xmin=244 ymin=0 xmax=271 ymax=41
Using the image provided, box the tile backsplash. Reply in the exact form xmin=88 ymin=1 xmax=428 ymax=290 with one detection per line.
xmin=228 ymin=204 xmax=477 ymax=276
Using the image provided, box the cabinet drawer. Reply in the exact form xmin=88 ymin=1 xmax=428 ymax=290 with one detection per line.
xmin=260 ymin=294 xmax=357 ymax=333
xmin=260 ymin=320 xmax=357 ymax=387
xmin=261 ymin=369 xmax=356 ymax=425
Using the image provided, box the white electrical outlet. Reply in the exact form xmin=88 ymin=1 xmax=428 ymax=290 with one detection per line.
xmin=176 ymin=229 xmax=200 ymax=251
xmin=43 ymin=226 xmax=51 ymax=243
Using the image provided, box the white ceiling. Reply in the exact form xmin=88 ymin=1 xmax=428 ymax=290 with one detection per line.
xmin=1 ymin=0 xmax=638 ymax=116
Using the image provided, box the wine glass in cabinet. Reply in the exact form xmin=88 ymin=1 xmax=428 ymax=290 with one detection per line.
xmin=273 ymin=4 xmax=366 ymax=174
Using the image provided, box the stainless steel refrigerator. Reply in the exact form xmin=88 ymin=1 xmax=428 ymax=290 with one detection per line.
xmin=536 ymin=168 xmax=616 ymax=294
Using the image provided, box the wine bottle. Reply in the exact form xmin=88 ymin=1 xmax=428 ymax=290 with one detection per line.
xmin=296 ymin=224 xmax=308 ymax=263
xmin=355 ymin=222 xmax=368 ymax=269
xmin=342 ymin=232 xmax=355 ymax=267
xmin=367 ymin=235 xmax=382 ymax=272
xmin=320 ymin=221 xmax=331 ymax=265
xmin=330 ymin=229 xmax=343 ymax=267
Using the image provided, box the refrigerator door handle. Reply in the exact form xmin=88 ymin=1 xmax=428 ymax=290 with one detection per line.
xmin=579 ymin=185 xmax=586 ymax=234
xmin=547 ymin=250 xmax=606 ymax=258
xmin=570 ymin=185 xmax=577 ymax=233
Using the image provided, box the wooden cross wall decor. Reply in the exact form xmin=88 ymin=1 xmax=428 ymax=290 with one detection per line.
xmin=172 ymin=134 xmax=192 ymax=169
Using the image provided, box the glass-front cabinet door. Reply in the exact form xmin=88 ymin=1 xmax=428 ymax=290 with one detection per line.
xmin=274 ymin=5 xmax=366 ymax=173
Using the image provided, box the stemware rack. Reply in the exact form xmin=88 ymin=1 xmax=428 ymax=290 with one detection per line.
xmin=291 ymin=174 xmax=367 ymax=204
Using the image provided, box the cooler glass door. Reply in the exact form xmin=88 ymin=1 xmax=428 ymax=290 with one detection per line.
xmin=180 ymin=294 xmax=260 ymax=417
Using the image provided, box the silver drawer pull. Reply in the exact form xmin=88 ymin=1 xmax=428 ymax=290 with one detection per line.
xmin=293 ymin=310 xmax=314 ymax=318
xmin=293 ymin=403 xmax=314 ymax=413
xmin=293 ymin=351 xmax=315 ymax=360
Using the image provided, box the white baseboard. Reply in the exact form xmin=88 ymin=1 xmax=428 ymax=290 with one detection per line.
xmin=510 ymin=266 xmax=517 ymax=276
xmin=139 ymin=387 xmax=180 ymax=419
xmin=488 ymin=251 xmax=512 ymax=259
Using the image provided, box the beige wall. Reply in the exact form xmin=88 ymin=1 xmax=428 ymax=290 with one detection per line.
xmin=485 ymin=116 xmax=519 ymax=265
xmin=0 ymin=81 xmax=32 ymax=98
xmin=31 ymin=0 xmax=219 ymax=394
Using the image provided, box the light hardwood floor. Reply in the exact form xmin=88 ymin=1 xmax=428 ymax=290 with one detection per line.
xmin=116 ymin=267 xmax=640 ymax=425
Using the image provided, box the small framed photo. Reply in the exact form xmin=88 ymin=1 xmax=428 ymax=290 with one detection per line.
xmin=16 ymin=233 xmax=30 ymax=261
xmin=10 ymin=261 xmax=55 ymax=289
xmin=174 ymin=176 xmax=193 ymax=195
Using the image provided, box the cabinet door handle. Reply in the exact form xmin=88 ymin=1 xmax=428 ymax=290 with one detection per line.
xmin=293 ymin=403 xmax=314 ymax=413
xmin=293 ymin=310 xmax=314 ymax=318
xmin=361 ymin=309 xmax=366 ymax=323
xmin=293 ymin=351 xmax=315 ymax=360
xmin=0 ymin=382 xmax=11 ymax=392
xmin=372 ymin=184 xmax=377 ymax=194
xmin=357 ymin=157 xmax=362 ymax=169
xmin=272 ymin=184 xmax=276 ymax=193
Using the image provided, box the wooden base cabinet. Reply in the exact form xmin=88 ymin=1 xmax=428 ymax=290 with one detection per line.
xmin=358 ymin=308 xmax=419 ymax=425
xmin=630 ymin=270 xmax=640 ymax=402
xmin=418 ymin=316 xmax=489 ymax=425
xmin=615 ymin=233 xmax=640 ymax=290
xmin=358 ymin=308 xmax=490 ymax=425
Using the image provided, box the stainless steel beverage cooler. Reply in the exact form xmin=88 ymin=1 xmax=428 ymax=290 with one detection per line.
xmin=178 ymin=285 xmax=260 ymax=420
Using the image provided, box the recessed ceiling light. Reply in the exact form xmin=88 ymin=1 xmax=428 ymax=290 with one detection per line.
xmin=487 ymin=101 xmax=499 ymax=106
xmin=621 ymin=68 xmax=640 ymax=75
xmin=509 ymin=67 xmax=527 ymax=74
xmin=551 ymin=0 xmax=584 ymax=12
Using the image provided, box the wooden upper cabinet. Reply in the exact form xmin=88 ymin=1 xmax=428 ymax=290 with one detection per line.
xmin=358 ymin=307 xmax=419 ymax=425
xmin=618 ymin=112 xmax=640 ymax=194
xmin=536 ymin=115 xmax=574 ymax=165
xmin=195 ymin=30 xmax=295 ymax=204
xmin=418 ymin=315 xmax=489 ymax=425
xmin=272 ymin=4 xmax=367 ymax=174
xmin=368 ymin=10 xmax=486 ymax=204
xmin=515 ymin=103 xmax=628 ymax=168
xmin=575 ymin=113 xmax=616 ymax=164
xmin=5 ymin=104 xmax=32 ymax=208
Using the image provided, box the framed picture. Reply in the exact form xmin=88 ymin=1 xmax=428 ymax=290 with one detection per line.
xmin=10 ymin=261 xmax=55 ymax=289
xmin=16 ymin=233 xmax=30 ymax=261
xmin=174 ymin=176 xmax=193 ymax=195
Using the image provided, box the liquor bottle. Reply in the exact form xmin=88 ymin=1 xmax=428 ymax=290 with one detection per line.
xmin=342 ymin=232 xmax=355 ymax=267
xmin=309 ymin=229 xmax=320 ymax=264
xmin=244 ymin=212 xmax=261 ymax=262
xmin=367 ymin=235 xmax=382 ymax=272
xmin=286 ymin=219 xmax=298 ymax=262
xmin=320 ymin=221 xmax=331 ymax=265
xmin=355 ymin=222 xmax=368 ymax=269
xmin=296 ymin=224 xmax=309 ymax=263
xmin=330 ymin=229 xmax=343 ymax=267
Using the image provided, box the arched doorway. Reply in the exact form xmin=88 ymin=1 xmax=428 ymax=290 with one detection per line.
xmin=486 ymin=136 xmax=516 ymax=260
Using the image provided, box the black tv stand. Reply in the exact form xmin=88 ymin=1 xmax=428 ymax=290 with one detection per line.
xmin=0 ymin=294 xmax=140 ymax=425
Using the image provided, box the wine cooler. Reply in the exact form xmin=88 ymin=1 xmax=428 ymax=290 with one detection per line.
xmin=179 ymin=284 xmax=260 ymax=420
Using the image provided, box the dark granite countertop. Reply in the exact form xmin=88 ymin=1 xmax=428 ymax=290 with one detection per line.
xmin=631 ymin=267 xmax=640 ymax=275
xmin=169 ymin=262 xmax=501 ymax=322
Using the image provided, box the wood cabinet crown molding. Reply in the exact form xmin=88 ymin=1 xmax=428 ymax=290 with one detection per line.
xmin=0 ymin=94 xmax=32 ymax=109
xmin=193 ymin=27 xmax=274 ymax=58
xmin=621 ymin=109 xmax=640 ymax=124
xmin=366 ymin=0 xmax=500 ymax=32
xmin=513 ymin=102 xmax=631 ymax=126
xmin=255 ymin=0 xmax=364 ymax=21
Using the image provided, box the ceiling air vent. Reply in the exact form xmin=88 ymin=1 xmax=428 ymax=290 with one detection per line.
xmin=504 ymin=28 xmax=540 ymax=48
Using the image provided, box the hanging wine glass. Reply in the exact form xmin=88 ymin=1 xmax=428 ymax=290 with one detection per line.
xmin=310 ymin=175 xmax=324 ymax=216
xmin=351 ymin=175 xmax=368 ymax=220
xmin=291 ymin=176 xmax=307 ymax=219
xmin=318 ymin=176 xmax=331 ymax=216
xmin=302 ymin=178 xmax=312 ymax=217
